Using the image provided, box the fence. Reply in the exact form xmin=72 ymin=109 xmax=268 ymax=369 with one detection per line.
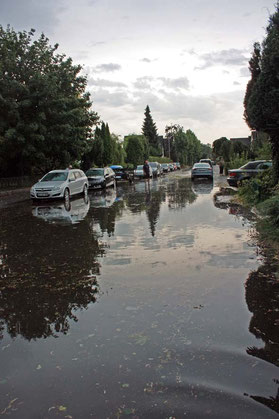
xmin=0 ymin=176 xmax=38 ymax=190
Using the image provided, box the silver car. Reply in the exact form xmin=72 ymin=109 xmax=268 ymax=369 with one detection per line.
xmin=30 ymin=169 xmax=88 ymax=201
xmin=191 ymin=163 xmax=213 ymax=180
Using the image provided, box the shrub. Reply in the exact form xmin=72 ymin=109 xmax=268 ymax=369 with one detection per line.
xmin=238 ymin=168 xmax=275 ymax=206
xmin=257 ymin=194 xmax=279 ymax=226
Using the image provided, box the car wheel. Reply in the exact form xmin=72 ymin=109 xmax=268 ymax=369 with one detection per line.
xmin=102 ymin=182 xmax=106 ymax=189
xmin=64 ymin=188 xmax=70 ymax=201
xmin=83 ymin=184 xmax=88 ymax=197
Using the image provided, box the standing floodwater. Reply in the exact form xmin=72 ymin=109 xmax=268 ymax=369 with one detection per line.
xmin=0 ymin=169 xmax=278 ymax=418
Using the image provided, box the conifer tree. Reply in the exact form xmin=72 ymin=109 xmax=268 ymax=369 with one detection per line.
xmin=142 ymin=105 xmax=159 ymax=152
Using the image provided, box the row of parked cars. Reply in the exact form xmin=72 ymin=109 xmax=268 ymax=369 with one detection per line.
xmin=134 ymin=162 xmax=181 ymax=178
xmin=30 ymin=162 xmax=181 ymax=201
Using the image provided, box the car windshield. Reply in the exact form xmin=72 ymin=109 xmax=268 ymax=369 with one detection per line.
xmin=149 ymin=162 xmax=157 ymax=167
xmin=194 ymin=163 xmax=210 ymax=168
xmin=41 ymin=172 xmax=68 ymax=182
xmin=240 ymin=161 xmax=263 ymax=170
xmin=136 ymin=165 xmax=143 ymax=170
xmin=86 ymin=169 xmax=104 ymax=176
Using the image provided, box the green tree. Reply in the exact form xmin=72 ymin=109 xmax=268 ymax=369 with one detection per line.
xmin=244 ymin=3 xmax=279 ymax=181
xmin=103 ymin=122 xmax=113 ymax=165
xmin=142 ymin=105 xmax=159 ymax=153
xmin=0 ymin=26 xmax=98 ymax=176
xmin=125 ymin=135 xmax=144 ymax=167
xmin=212 ymin=137 xmax=231 ymax=160
xmin=244 ymin=42 xmax=261 ymax=125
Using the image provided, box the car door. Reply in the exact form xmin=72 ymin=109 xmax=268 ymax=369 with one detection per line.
xmin=68 ymin=171 xmax=77 ymax=195
xmin=74 ymin=171 xmax=83 ymax=194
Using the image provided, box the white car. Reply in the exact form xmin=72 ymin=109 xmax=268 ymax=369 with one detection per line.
xmin=30 ymin=169 xmax=88 ymax=201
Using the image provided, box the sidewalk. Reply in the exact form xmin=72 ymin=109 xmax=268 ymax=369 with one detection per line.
xmin=0 ymin=187 xmax=30 ymax=207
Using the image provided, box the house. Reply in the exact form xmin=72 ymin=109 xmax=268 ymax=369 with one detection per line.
xmin=229 ymin=136 xmax=251 ymax=148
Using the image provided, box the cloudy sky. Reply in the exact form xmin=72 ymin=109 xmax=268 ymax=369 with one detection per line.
xmin=0 ymin=0 xmax=276 ymax=143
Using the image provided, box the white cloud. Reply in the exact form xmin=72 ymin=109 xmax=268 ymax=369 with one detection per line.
xmin=196 ymin=48 xmax=249 ymax=70
xmin=93 ymin=63 xmax=122 ymax=73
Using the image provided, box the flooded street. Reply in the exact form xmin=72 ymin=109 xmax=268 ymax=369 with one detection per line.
xmin=0 ymin=168 xmax=279 ymax=418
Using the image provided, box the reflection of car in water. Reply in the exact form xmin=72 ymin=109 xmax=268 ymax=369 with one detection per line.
xmin=32 ymin=196 xmax=90 ymax=225
xmin=89 ymin=188 xmax=121 ymax=208
xmin=191 ymin=179 xmax=213 ymax=194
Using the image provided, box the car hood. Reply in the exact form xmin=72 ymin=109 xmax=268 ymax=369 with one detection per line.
xmin=32 ymin=181 xmax=65 ymax=188
xmin=87 ymin=176 xmax=104 ymax=181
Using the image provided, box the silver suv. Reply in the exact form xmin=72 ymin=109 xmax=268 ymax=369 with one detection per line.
xmin=30 ymin=169 xmax=88 ymax=201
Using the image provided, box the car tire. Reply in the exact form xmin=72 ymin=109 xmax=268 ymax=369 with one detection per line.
xmin=64 ymin=188 xmax=70 ymax=201
xmin=102 ymin=182 xmax=106 ymax=189
xmin=83 ymin=184 xmax=88 ymax=197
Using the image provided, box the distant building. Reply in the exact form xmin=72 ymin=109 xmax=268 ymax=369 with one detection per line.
xmin=229 ymin=136 xmax=251 ymax=148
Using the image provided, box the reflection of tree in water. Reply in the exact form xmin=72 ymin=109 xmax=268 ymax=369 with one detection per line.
xmin=167 ymin=178 xmax=196 ymax=210
xmin=245 ymin=253 xmax=279 ymax=414
xmin=0 ymin=208 xmax=105 ymax=340
xmin=125 ymin=183 xmax=166 ymax=237
xmin=89 ymin=195 xmax=125 ymax=236
xmin=145 ymin=188 xmax=165 ymax=237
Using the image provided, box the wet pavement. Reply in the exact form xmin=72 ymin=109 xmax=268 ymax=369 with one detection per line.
xmin=0 ymin=168 xmax=279 ymax=418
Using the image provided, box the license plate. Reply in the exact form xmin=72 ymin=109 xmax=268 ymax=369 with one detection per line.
xmin=37 ymin=193 xmax=49 ymax=197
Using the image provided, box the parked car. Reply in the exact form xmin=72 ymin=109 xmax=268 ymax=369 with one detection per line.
xmin=30 ymin=169 xmax=88 ymax=201
xmin=191 ymin=162 xmax=213 ymax=180
xmin=161 ymin=163 xmax=170 ymax=173
xmin=175 ymin=162 xmax=181 ymax=170
xmin=86 ymin=167 xmax=115 ymax=189
xmin=110 ymin=165 xmax=132 ymax=182
xmin=227 ymin=160 xmax=272 ymax=187
xmin=169 ymin=163 xmax=174 ymax=171
xmin=149 ymin=162 xmax=161 ymax=177
xmin=134 ymin=164 xmax=152 ymax=179
xmin=199 ymin=159 xmax=213 ymax=167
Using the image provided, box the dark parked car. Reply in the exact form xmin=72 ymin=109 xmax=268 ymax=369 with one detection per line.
xmin=86 ymin=167 xmax=115 ymax=189
xmin=227 ymin=160 xmax=272 ymax=187
xmin=110 ymin=165 xmax=132 ymax=182
xmin=191 ymin=163 xmax=213 ymax=180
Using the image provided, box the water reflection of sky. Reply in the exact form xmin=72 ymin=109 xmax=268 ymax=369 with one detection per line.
xmin=1 ymin=175 xmax=278 ymax=418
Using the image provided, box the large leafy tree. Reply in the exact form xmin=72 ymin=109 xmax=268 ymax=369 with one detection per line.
xmin=212 ymin=137 xmax=231 ymax=161
xmin=244 ymin=4 xmax=279 ymax=181
xmin=142 ymin=105 xmax=159 ymax=153
xmin=0 ymin=26 xmax=98 ymax=176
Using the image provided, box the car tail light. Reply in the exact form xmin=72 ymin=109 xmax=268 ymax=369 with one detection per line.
xmin=229 ymin=172 xmax=237 ymax=177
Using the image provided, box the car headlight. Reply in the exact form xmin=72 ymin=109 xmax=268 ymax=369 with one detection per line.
xmin=52 ymin=186 xmax=62 ymax=191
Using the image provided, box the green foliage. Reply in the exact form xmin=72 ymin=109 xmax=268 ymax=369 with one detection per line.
xmin=238 ymin=168 xmax=275 ymax=206
xmin=244 ymin=5 xmax=279 ymax=180
xmin=142 ymin=105 xmax=158 ymax=148
xmin=170 ymin=127 xmax=203 ymax=165
xmin=225 ymin=156 xmax=248 ymax=171
xmin=149 ymin=156 xmax=172 ymax=163
xmin=124 ymin=135 xmax=145 ymax=167
xmin=257 ymin=193 xmax=279 ymax=226
xmin=0 ymin=25 xmax=98 ymax=176
xmin=212 ymin=137 xmax=231 ymax=161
